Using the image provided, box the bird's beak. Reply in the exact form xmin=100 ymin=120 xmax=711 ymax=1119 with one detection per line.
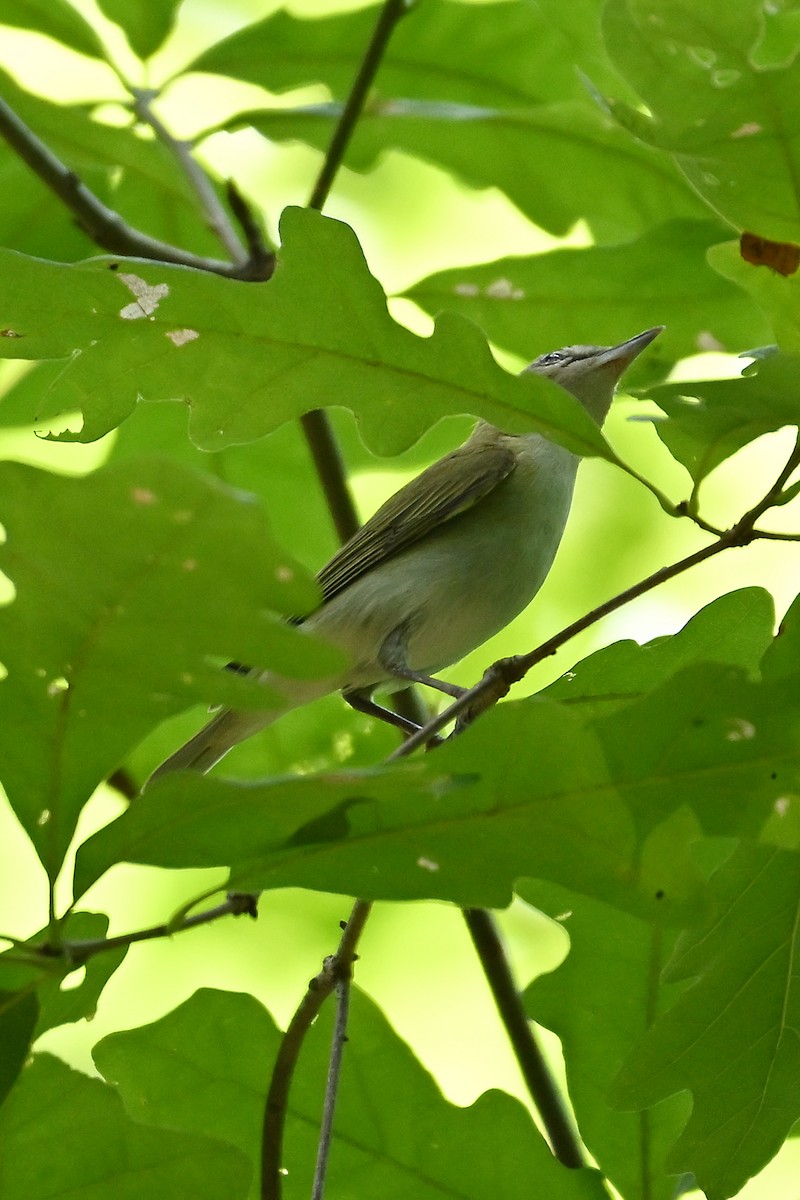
xmin=595 ymin=326 xmax=664 ymax=379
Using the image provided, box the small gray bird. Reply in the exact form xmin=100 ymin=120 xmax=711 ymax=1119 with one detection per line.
xmin=149 ymin=326 xmax=662 ymax=781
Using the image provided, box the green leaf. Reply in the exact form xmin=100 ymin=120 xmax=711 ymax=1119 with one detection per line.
xmin=0 ymin=0 xmax=106 ymax=61
xmin=596 ymin=663 xmax=800 ymax=842
xmin=544 ymin=588 xmax=776 ymax=719
xmin=76 ymin=662 xmax=800 ymax=915
xmin=93 ymin=989 xmax=276 ymax=1193
xmin=0 ymin=148 xmax=96 ymax=266
xmin=522 ymin=880 xmax=690 ymax=1200
xmin=404 ymin=221 xmax=771 ymax=376
xmin=96 ymin=0 xmax=182 ymax=60
xmin=193 ymin=0 xmax=700 ymax=240
xmin=189 ymin=0 xmax=584 ymax=106
xmin=762 ymin=590 xmax=800 ymax=681
xmin=644 ymin=354 xmax=800 ymax=483
xmin=707 ymin=239 xmax=800 ymax=355
xmin=0 ymin=208 xmax=609 ymax=457
xmin=0 ymin=1053 xmax=251 ymax=1199
xmin=94 ymin=986 xmax=609 ymax=1200
xmin=227 ymin=99 xmax=704 ymax=243
xmin=601 ymin=0 xmax=800 ymax=239
xmin=73 ymin=760 xmax=461 ymax=900
xmin=0 ymin=912 xmax=127 ymax=1104
xmin=34 ymin=912 xmax=128 ymax=1035
xmin=0 ymin=990 xmax=38 ymax=1110
xmin=613 ymin=843 xmax=800 ymax=1200
xmin=534 ymin=0 xmax=633 ymax=97
xmin=0 ymin=458 xmax=337 ymax=881
xmin=71 ymin=700 xmax=676 ymax=921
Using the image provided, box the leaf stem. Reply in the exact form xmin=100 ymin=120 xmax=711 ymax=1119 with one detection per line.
xmin=463 ymin=907 xmax=585 ymax=1167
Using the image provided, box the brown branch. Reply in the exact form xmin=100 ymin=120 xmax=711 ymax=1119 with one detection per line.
xmin=300 ymin=411 xmax=361 ymax=543
xmin=389 ymin=432 xmax=800 ymax=759
xmin=311 ymin=972 xmax=354 ymax=1200
xmin=299 ymin=0 xmax=416 ymax=545
xmin=0 ymin=95 xmax=273 ymax=281
xmin=307 ymin=0 xmax=413 ymax=212
xmin=33 ymin=893 xmax=258 ymax=966
xmin=261 ymin=900 xmax=371 ymax=1200
xmin=463 ymin=908 xmax=584 ymax=1166
xmin=226 ymin=179 xmax=274 ymax=277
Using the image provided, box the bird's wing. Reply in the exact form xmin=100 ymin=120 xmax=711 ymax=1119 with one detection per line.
xmin=318 ymin=440 xmax=517 ymax=604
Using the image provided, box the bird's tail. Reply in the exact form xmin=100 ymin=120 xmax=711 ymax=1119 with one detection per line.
xmin=145 ymin=705 xmax=283 ymax=786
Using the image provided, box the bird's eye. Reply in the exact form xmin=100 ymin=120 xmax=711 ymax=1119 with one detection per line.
xmin=539 ymin=351 xmax=565 ymax=366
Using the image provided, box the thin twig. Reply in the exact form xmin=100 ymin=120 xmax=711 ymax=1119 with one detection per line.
xmin=301 ymin=411 xmax=361 ymax=542
xmin=297 ymin=0 xmax=416 ymax=545
xmin=131 ymin=87 xmax=247 ymax=264
xmin=463 ymin=908 xmax=584 ymax=1167
xmin=226 ymin=179 xmax=274 ymax=275
xmin=312 ymin=974 xmax=353 ymax=1200
xmin=0 ymin=95 xmax=272 ymax=280
xmin=32 ymin=892 xmax=258 ymax=966
xmin=390 ymin=432 xmax=800 ymax=759
xmin=261 ymin=900 xmax=371 ymax=1200
xmin=307 ymin=0 xmax=413 ymax=211
xmin=387 ymin=533 xmax=735 ymax=760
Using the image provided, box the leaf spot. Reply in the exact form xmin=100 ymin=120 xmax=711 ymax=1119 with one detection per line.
xmin=276 ymin=565 xmax=295 ymax=583
xmin=37 ymin=808 xmax=51 ymax=826
xmin=181 ymin=559 xmax=197 ymax=571
xmin=485 ymin=277 xmax=524 ymax=300
xmin=47 ymin=677 xmax=69 ymax=697
xmin=731 ymin=121 xmax=762 ymax=139
xmin=0 ymin=328 xmax=23 ymax=338
xmin=166 ymin=328 xmax=200 ymax=347
xmin=131 ymin=487 xmax=157 ymax=505
xmin=726 ymin=718 xmax=756 ymax=742
xmin=118 ymin=273 xmax=169 ymax=319
xmin=417 ymin=856 xmax=440 ymax=872
xmin=711 ymin=68 xmax=741 ymax=89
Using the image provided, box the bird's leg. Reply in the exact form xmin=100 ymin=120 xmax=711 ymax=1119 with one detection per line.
xmin=378 ymin=623 xmax=467 ymax=700
xmin=343 ymin=688 xmax=422 ymax=735
xmin=389 ymin=668 xmax=466 ymax=699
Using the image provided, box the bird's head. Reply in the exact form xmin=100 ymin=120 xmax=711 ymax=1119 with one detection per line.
xmin=526 ymin=326 xmax=663 ymax=423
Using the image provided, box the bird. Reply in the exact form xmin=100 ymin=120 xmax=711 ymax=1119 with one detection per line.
xmin=148 ymin=326 xmax=662 ymax=783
